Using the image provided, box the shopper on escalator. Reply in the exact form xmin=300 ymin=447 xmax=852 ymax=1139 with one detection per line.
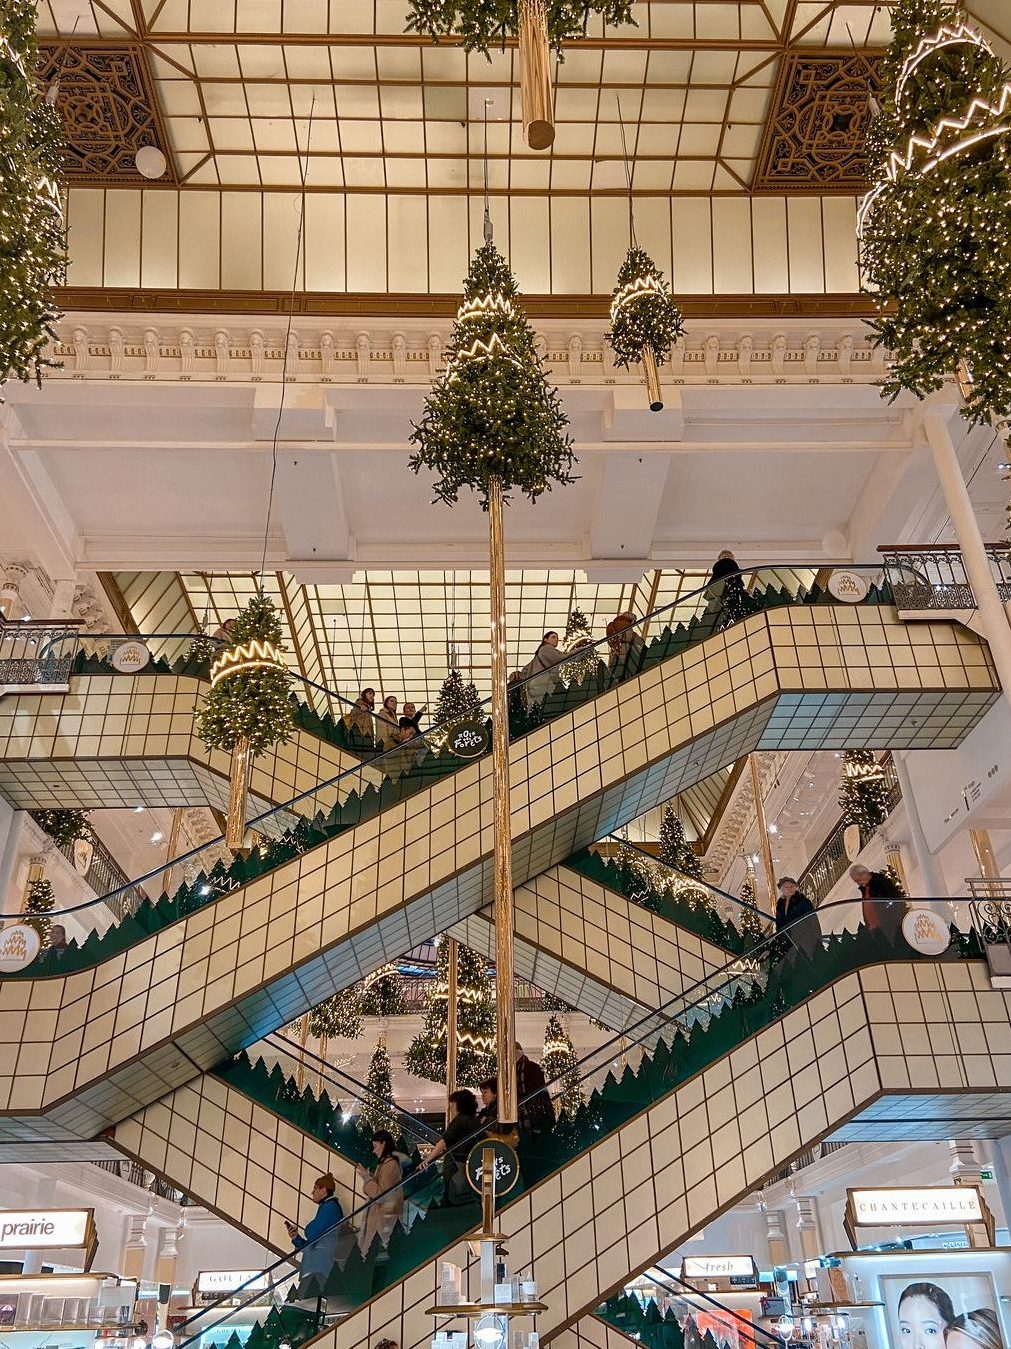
xmin=418 ymin=1088 xmax=481 ymax=1205
xmin=606 ymin=613 xmax=646 ymax=682
xmin=708 ymin=551 xmax=750 ymax=629
xmin=516 ymin=1045 xmax=554 ymax=1135
xmin=285 ymin=1173 xmax=345 ymax=1292
xmin=850 ymin=864 xmax=907 ymax=945
xmin=774 ymin=877 xmax=821 ymax=962
xmin=357 ymin=1130 xmax=404 ymax=1253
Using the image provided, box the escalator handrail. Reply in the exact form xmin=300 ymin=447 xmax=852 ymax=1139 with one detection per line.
xmin=635 ymin=1268 xmax=783 ymax=1347
xmin=12 ymin=564 xmax=890 ymax=931
xmin=602 ymin=834 xmax=776 ymax=921
xmin=175 ymin=891 xmax=960 ymax=1346
xmin=260 ymin=1032 xmax=442 ymax=1143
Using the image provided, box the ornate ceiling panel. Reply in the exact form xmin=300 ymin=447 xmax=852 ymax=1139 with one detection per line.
xmin=38 ymin=43 xmax=177 ymax=185
xmin=752 ymin=50 xmax=882 ymax=193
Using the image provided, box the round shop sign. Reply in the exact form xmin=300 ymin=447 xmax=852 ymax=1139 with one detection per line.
xmin=447 ymin=718 xmax=490 ymax=760
xmin=466 ymin=1138 xmax=520 ymax=1196
xmin=902 ymin=907 xmax=951 ymax=956
xmin=111 ymin=640 xmax=151 ymax=673
xmin=0 ymin=923 xmax=41 ymax=973
xmin=828 ymin=570 xmax=870 ymax=604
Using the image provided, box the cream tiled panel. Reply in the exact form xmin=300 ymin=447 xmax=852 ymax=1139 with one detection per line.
xmin=452 ymin=864 xmax=729 ymax=1031
xmin=332 ymin=963 xmax=1011 ymax=1349
xmin=0 ymin=673 xmax=359 ymax=811
xmin=113 ymin=1074 xmax=364 ymax=1253
xmin=64 ymin=189 xmax=867 ymax=298
xmin=557 ymin=1317 xmax=641 ymax=1349
xmin=0 ymin=609 xmax=997 ymax=1141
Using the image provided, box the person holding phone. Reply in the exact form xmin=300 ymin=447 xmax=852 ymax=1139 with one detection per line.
xmin=285 ymin=1174 xmax=345 ymax=1293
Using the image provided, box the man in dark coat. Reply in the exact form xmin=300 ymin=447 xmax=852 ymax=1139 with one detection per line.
xmin=775 ymin=877 xmax=821 ymax=962
xmin=516 ymin=1044 xmax=555 ymax=1134
xmin=850 ymin=864 xmax=907 ymax=945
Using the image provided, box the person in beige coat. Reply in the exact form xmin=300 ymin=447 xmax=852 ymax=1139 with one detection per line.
xmin=357 ymin=1130 xmax=404 ymax=1253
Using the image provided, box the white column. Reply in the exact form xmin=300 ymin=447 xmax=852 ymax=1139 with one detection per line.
xmin=925 ymin=409 xmax=1011 ymax=714
xmin=48 ymin=577 xmax=77 ymax=620
xmin=892 ymin=751 xmax=947 ymax=899
xmin=794 ymin=1194 xmax=823 ymax=1261
xmin=0 ymin=803 xmax=26 ymax=916
xmin=0 ymin=563 xmax=28 ymax=619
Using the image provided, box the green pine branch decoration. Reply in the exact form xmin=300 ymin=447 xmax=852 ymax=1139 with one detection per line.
xmin=0 ymin=0 xmax=66 ymax=393
xmin=359 ymin=1042 xmax=396 ymax=1135
xmin=607 ymin=245 xmax=685 ymax=369
xmin=409 ymin=240 xmax=575 ymax=508
xmin=404 ymin=2 xmax=635 ymax=58
xmin=194 ymin=590 xmax=294 ymax=756
xmin=860 ymin=0 xmax=1011 ymax=439
xmin=308 ymin=986 xmax=364 ymax=1041
xmin=33 ymin=809 xmax=93 ymax=847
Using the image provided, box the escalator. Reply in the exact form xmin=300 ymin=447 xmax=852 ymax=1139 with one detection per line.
xmin=451 ymin=842 xmax=769 ymax=1031
xmin=0 ymin=569 xmax=998 ymax=1143
xmin=0 ymin=637 xmax=373 ymax=813
xmin=155 ymin=896 xmax=1010 ymax=1349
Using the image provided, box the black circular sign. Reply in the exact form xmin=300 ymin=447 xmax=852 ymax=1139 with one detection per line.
xmin=447 ymin=718 xmax=490 ymax=760
xmin=465 ymin=1138 xmax=520 ymax=1195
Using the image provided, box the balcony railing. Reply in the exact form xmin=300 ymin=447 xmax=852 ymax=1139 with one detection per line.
xmin=0 ymin=616 xmax=79 ymax=692
xmin=31 ymin=814 xmax=149 ymax=920
xmin=93 ymin=1157 xmax=196 ymax=1205
xmin=799 ymin=754 xmax=902 ymax=907
xmin=879 ymin=543 xmax=1011 ymax=612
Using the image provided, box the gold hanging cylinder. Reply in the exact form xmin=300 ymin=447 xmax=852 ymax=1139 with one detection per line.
xmin=225 ymin=736 xmax=253 ymax=850
xmin=488 ymin=475 xmax=518 ymax=1131
xmin=642 ymin=344 xmax=663 ymax=411
xmin=518 ymin=0 xmax=555 ymax=151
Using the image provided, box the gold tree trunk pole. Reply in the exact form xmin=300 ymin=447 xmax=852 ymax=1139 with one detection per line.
xmin=161 ymin=807 xmax=184 ymax=895
xmin=319 ymin=1032 xmax=328 ymax=1095
xmin=488 ymin=474 xmax=518 ymax=1130
xmin=296 ymin=1012 xmax=309 ymax=1091
xmin=749 ymin=753 xmax=777 ymax=908
xmin=225 ymin=736 xmax=253 ymax=850
xmin=642 ymin=345 xmax=663 ymax=412
xmin=446 ymin=936 xmax=459 ymax=1105
xmin=519 ymin=0 xmax=555 ymax=151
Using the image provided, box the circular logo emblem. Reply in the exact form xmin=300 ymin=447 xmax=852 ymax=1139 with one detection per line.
xmin=111 ymin=640 xmax=151 ymax=673
xmin=447 ymin=718 xmax=490 ymax=760
xmin=828 ymin=570 xmax=870 ymax=603
xmin=902 ymin=907 xmax=951 ymax=956
xmin=465 ymin=1138 xmax=520 ymax=1195
xmin=0 ymin=923 xmax=41 ymax=972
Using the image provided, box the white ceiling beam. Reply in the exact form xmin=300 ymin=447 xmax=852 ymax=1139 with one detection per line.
xmin=274 ymin=450 xmax=351 ymax=562
xmin=587 ymin=451 xmax=674 ymax=565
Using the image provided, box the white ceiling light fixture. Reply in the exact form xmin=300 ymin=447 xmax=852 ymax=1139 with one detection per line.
xmin=135 ymin=145 xmax=167 ymax=179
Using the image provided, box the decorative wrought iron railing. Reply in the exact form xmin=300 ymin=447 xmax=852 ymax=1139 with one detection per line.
xmin=32 ymin=816 xmax=150 ymax=919
xmin=93 ymin=1157 xmax=196 ymax=1205
xmin=0 ymin=616 xmax=79 ymax=690
xmin=799 ymin=754 xmax=902 ymax=907
xmin=879 ymin=543 xmax=1011 ymax=611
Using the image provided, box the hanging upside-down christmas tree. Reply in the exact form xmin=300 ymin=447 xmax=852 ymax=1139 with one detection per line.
xmin=607 ymin=246 xmax=685 ymax=411
xmin=195 ymin=590 xmax=294 ymax=848
xmin=0 ymin=0 xmax=67 ymax=392
xmin=860 ymin=0 xmax=1011 ymax=444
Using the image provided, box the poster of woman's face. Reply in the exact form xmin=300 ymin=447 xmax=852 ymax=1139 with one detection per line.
xmin=881 ymin=1275 xmax=1006 ymax=1349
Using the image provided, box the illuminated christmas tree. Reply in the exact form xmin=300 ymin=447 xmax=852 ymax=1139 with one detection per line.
xmin=308 ymin=986 xmax=363 ymax=1042
xmin=360 ymin=964 xmax=408 ymax=1019
xmin=562 ymin=605 xmax=599 ymax=686
xmin=33 ymin=809 xmax=92 ymax=847
xmin=359 ymin=1039 xmax=396 ymax=1135
xmin=434 ymin=668 xmax=482 ymax=728
xmin=860 ymin=0 xmax=1011 ymax=441
xmin=658 ymin=805 xmax=704 ymax=881
xmin=404 ymin=938 xmax=496 ymax=1084
xmin=839 ymin=750 xmax=891 ymax=833
xmin=0 ymin=0 xmax=67 ymax=390
xmin=23 ymin=875 xmax=54 ymax=942
xmin=542 ymin=1013 xmax=583 ymax=1118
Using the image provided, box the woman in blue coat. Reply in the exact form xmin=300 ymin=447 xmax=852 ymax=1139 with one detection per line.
xmin=285 ymin=1173 xmax=345 ymax=1294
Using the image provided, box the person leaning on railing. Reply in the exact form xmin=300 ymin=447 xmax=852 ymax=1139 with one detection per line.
xmin=417 ymin=1088 xmax=480 ymax=1207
